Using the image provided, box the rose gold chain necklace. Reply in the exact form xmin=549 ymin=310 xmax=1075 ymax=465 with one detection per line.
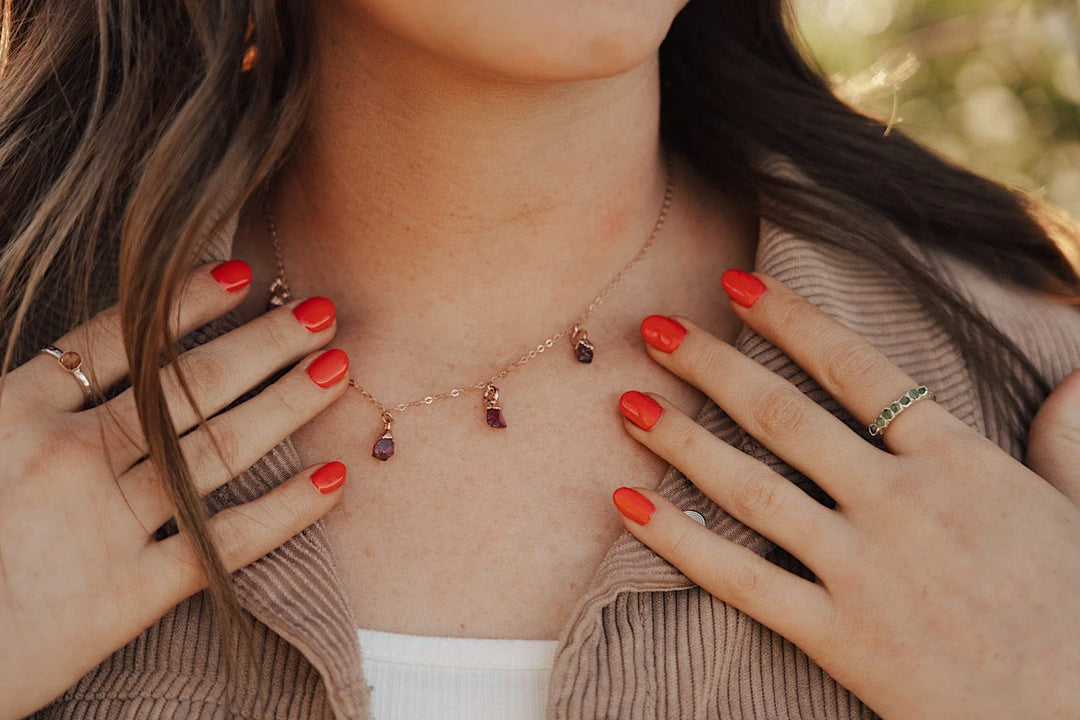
xmin=266 ymin=161 xmax=674 ymax=461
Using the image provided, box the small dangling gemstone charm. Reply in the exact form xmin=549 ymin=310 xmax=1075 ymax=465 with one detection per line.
xmin=484 ymin=384 xmax=507 ymax=428
xmin=571 ymin=325 xmax=594 ymax=364
xmin=372 ymin=412 xmax=396 ymax=461
xmin=267 ymin=276 xmax=292 ymax=308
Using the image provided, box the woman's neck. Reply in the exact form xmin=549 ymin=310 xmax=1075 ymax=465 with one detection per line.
xmin=270 ymin=6 xmax=669 ymax=328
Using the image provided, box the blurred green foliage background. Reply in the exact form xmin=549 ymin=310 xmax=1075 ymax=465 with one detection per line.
xmin=793 ymin=0 xmax=1080 ymax=220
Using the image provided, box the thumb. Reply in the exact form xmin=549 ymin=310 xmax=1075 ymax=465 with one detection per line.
xmin=1027 ymin=367 xmax=1080 ymax=507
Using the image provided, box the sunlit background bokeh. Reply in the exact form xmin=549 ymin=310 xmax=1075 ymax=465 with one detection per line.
xmin=793 ymin=0 xmax=1080 ymax=220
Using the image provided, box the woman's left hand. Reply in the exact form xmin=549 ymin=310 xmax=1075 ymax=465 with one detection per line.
xmin=615 ymin=271 xmax=1080 ymax=720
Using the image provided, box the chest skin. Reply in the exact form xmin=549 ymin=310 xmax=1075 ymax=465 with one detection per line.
xmin=299 ymin=320 xmax=728 ymax=640
xmin=232 ymin=175 xmax=757 ymax=641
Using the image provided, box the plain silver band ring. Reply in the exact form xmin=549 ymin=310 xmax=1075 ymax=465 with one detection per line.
xmin=868 ymin=386 xmax=935 ymax=438
xmin=40 ymin=345 xmax=94 ymax=406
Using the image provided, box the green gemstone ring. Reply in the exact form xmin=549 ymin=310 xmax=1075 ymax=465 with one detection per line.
xmin=868 ymin=386 xmax=935 ymax=438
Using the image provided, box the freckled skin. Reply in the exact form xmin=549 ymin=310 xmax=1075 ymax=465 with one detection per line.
xmin=239 ymin=0 xmax=755 ymax=644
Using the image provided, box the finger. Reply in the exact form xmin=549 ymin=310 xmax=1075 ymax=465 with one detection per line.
xmin=96 ymin=296 xmax=337 ymax=469
xmin=144 ymin=461 xmax=347 ymax=608
xmin=612 ymin=486 xmax=832 ymax=651
xmin=716 ymin=270 xmax=968 ymax=455
xmin=618 ymin=391 xmax=853 ymax=574
xmin=639 ymin=314 xmax=883 ymax=503
xmin=120 ymin=347 xmax=350 ymax=531
xmin=14 ymin=260 xmax=254 ymax=412
xmin=1028 ymin=367 xmax=1080 ymax=506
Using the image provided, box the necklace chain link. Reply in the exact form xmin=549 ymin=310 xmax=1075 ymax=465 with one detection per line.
xmin=266 ymin=159 xmax=675 ymax=419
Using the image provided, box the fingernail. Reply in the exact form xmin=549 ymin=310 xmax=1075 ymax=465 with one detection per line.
xmin=211 ymin=260 xmax=252 ymax=292
xmin=640 ymin=315 xmax=686 ymax=353
xmin=293 ymin=296 xmax=336 ymax=332
xmin=310 ymin=461 xmax=347 ymax=494
xmin=613 ymin=487 xmax=655 ymax=525
xmin=307 ymin=349 xmax=349 ymax=388
xmin=721 ymin=269 xmax=766 ymax=308
xmin=619 ymin=391 xmax=663 ymax=431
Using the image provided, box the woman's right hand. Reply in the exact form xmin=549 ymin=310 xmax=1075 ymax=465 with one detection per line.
xmin=0 ymin=260 xmax=350 ymax=719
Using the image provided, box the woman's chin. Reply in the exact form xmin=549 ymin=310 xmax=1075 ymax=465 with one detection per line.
xmin=457 ymin=38 xmax=665 ymax=84
xmin=334 ymin=0 xmax=686 ymax=84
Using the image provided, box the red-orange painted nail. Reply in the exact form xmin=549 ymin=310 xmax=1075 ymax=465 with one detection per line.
xmin=293 ymin=296 xmax=336 ymax=332
xmin=721 ymin=269 xmax=766 ymax=308
xmin=619 ymin=391 xmax=663 ymax=431
xmin=613 ymin=487 xmax=655 ymax=526
xmin=640 ymin=315 xmax=686 ymax=353
xmin=210 ymin=260 xmax=252 ymax=292
xmin=310 ymin=461 xmax=347 ymax=494
xmin=307 ymin=349 xmax=349 ymax=388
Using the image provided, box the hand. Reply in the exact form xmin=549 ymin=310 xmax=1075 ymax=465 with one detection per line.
xmin=0 ymin=261 xmax=350 ymax=719
xmin=1027 ymin=367 xmax=1080 ymax=507
xmin=614 ymin=272 xmax=1080 ymax=719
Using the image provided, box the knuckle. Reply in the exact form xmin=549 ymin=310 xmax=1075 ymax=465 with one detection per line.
xmin=187 ymin=419 xmax=242 ymax=477
xmin=753 ymin=387 xmax=810 ymax=440
xmin=262 ymin=380 xmax=308 ymax=419
xmin=234 ymin=499 xmax=308 ymax=563
xmin=87 ymin=307 xmax=125 ymax=347
xmin=685 ymin=338 xmax=730 ymax=384
xmin=97 ymin=402 xmax=146 ymax=453
xmin=823 ymin=336 xmax=891 ymax=391
xmin=661 ymin=520 xmax=695 ymax=560
xmin=666 ymin=418 xmax=703 ymax=459
xmin=214 ymin=513 xmax=259 ymax=566
xmin=724 ymin=562 xmax=763 ymax=605
xmin=177 ymin=349 xmax=230 ymax=400
xmin=263 ymin=313 xmax=299 ymax=357
xmin=913 ymin=424 xmax=967 ymax=459
xmin=768 ymin=293 xmax=813 ymax=333
xmin=730 ymin=467 xmax=784 ymax=521
xmin=207 ymin=419 xmax=242 ymax=460
xmin=175 ymin=272 xmax=210 ymax=316
xmin=91 ymin=303 xmax=122 ymax=328
xmin=880 ymin=459 xmax=933 ymax=514
xmin=159 ymin=541 xmax=208 ymax=594
xmin=183 ymin=422 xmax=244 ymax=489
xmin=71 ymin=426 xmax=109 ymax=461
xmin=273 ymin=497 xmax=309 ymax=535
xmin=49 ymin=416 xmax=101 ymax=457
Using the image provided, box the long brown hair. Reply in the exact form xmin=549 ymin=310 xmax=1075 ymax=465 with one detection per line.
xmin=660 ymin=0 xmax=1080 ymax=444
xmin=1 ymin=0 xmax=1077 ymax=682
xmin=0 ymin=0 xmax=314 ymax=665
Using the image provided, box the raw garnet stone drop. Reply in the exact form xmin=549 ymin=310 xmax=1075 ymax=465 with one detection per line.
xmin=372 ymin=433 xmax=395 ymax=461
xmin=486 ymin=407 xmax=507 ymax=428
xmin=372 ymin=412 xmax=395 ymax=461
xmin=483 ymin=384 xmax=507 ymax=429
xmin=574 ymin=338 xmax=594 ymax=364
xmin=572 ymin=326 xmax=594 ymax=364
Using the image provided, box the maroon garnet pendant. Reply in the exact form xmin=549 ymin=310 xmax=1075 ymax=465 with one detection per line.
xmin=574 ymin=337 xmax=594 ymax=364
xmin=486 ymin=407 xmax=507 ymax=428
xmin=484 ymin=384 xmax=507 ymax=429
xmin=372 ymin=433 xmax=395 ymax=461
xmin=571 ymin=326 xmax=594 ymax=364
xmin=371 ymin=412 xmax=396 ymax=461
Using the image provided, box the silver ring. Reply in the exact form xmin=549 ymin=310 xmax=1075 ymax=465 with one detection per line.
xmin=40 ymin=345 xmax=94 ymax=406
xmin=868 ymin=386 xmax=935 ymax=437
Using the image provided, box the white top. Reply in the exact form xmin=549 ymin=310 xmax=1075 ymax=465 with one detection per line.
xmin=357 ymin=628 xmax=558 ymax=720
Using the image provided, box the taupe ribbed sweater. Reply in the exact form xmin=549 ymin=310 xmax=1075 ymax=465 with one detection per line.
xmin=31 ymin=199 xmax=1080 ymax=719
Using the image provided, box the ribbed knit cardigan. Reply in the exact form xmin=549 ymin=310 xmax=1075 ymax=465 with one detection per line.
xmin=31 ymin=205 xmax=1080 ymax=719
